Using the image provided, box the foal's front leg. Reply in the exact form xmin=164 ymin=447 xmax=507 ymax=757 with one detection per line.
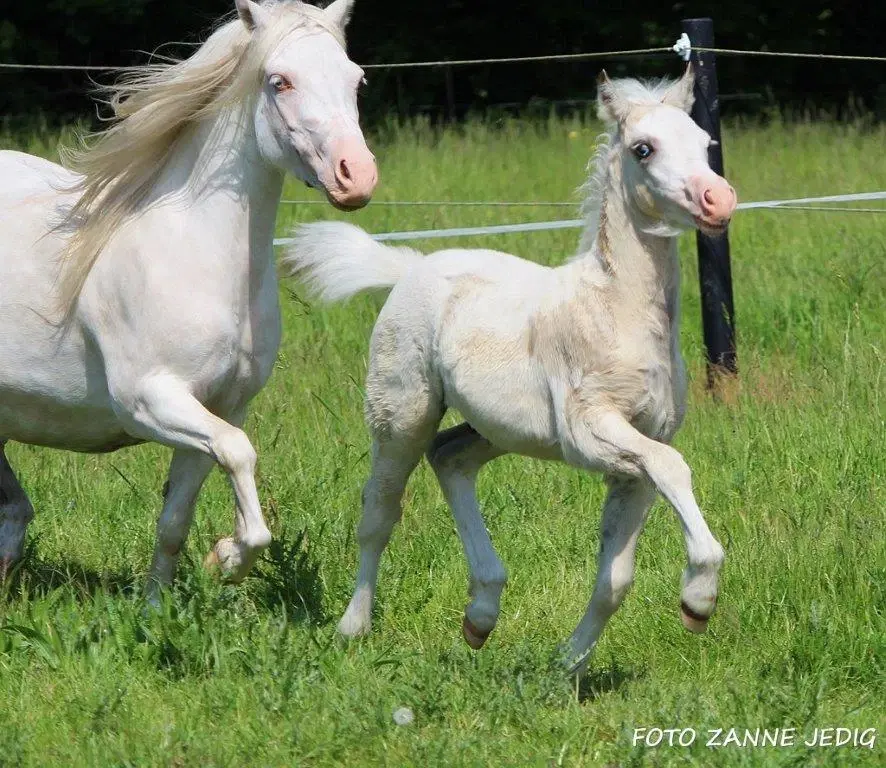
xmin=0 ymin=441 xmax=34 ymax=580
xmin=563 ymin=409 xmax=725 ymax=645
xmin=564 ymin=476 xmax=656 ymax=674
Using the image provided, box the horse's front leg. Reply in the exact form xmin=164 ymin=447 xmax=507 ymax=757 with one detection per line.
xmin=0 ymin=441 xmax=35 ymax=580
xmin=112 ymin=376 xmax=271 ymax=584
xmin=563 ymin=476 xmax=656 ymax=675
xmin=145 ymin=448 xmax=215 ymax=601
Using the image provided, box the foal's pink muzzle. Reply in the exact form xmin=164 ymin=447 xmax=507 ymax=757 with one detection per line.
xmin=326 ymin=137 xmax=378 ymax=211
xmin=690 ymin=174 xmax=737 ymax=233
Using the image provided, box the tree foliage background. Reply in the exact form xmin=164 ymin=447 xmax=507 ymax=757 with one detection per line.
xmin=1 ymin=1 xmax=884 ymax=124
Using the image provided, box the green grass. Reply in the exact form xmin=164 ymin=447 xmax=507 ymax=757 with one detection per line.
xmin=1 ymin=114 xmax=884 ymax=767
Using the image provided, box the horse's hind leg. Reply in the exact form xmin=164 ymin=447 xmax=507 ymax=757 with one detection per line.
xmin=427 ymin=423 xmax=506 ymax=649
xmin=564 ymin=476 xmax=656 ymax=674
xmin=0 ymin=442 xmax=35 ymax=580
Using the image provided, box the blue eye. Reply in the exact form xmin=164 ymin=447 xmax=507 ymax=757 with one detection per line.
xmin=633 ymin=142 xmax=653 ymax=160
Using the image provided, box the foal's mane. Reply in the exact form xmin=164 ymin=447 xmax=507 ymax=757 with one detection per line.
xmin=576 ymin=75 xmax=682 ymax=255
xmin=57 ymin=1 xmax=343 ymax=312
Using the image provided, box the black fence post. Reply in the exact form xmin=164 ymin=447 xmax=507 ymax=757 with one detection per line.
xmin=682 ymin=17 xmax=738 ymax=387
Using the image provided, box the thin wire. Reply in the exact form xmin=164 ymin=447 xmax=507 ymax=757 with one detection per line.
xmin=280 ymin=199 xmax=577 ymax=207
xmin=695 ymin=47 xmax=886 ymax=63
xmin=0 ymin=47 xmax=671 ymax=73
xmin=361 ymin=47 xmax=672 ymax=70
xmin=4 ymin=45 xmax=885 ymax=73
xmin=0 ymin=63 xmax=144 ymax=72
xmin=757 ymin=205 xmax=886 ymax=213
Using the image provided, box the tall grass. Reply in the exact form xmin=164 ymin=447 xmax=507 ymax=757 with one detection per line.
xmin=0 ymin=115 xmax=883 ymax=766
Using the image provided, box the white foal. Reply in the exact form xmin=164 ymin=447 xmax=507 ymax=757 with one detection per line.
xmin=0 ymin=0 xmax=375 ymax=592
xmin=289 ymin=66 xmax=737 ymax=673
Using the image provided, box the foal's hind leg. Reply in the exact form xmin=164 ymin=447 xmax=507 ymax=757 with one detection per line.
xmin=337 ymin=431 xmax=436 ymax=638
xmin=338 ymin=358 xmax=443 ymax=638
xmin=564 ymin=476 xmax=656 ymax=674
xmin=0 ymin=442 xmax=35 ymax=580
xmin=427 ymin=423 xmax=506 ymax=649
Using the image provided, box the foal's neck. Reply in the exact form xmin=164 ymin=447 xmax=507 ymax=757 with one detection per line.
xmin=577 ymin=156 xmax=680 ymax=321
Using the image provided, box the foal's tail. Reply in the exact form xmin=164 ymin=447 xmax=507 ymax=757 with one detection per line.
xmin=284 ymin=222 xmax=423 ymax=303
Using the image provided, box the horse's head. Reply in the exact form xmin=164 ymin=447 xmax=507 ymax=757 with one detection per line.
xmin=597 ymin=65 xmax=737 ymax=237
xmin=237 ymin=0 xmax=376 ymax=210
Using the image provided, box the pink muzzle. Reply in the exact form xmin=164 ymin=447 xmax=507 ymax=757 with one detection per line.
xmin=327 ymin=136 xmax=377 ymax=210
xmin=690 ymin=174 xmax=737 ymax=229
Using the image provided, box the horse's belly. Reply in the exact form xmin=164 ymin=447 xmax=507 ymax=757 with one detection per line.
xmin=0 ymin=402 xmax=137 ymax=452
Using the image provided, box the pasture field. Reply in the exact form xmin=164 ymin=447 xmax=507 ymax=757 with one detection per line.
xmin=0 ymin=114 xmax=884 ymax=767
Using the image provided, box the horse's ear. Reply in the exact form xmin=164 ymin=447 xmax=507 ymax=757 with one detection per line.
xmin=597 ymin=70 xmax=630 ymax=124
xmin=324 ymin=0 xmax=356 ymax=30
xmin=662 ymin=64 xmax=696 ymax=112
xmin=235 ymin=0 xmax=270 ymax=32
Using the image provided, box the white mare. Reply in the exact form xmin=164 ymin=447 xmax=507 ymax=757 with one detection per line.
xmin=0 ymin=0 xmax=376 ymax=593
xmin=289 ymin=67 xmax=738 ymax=673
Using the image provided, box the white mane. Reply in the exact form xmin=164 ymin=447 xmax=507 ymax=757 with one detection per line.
xmin=57 ymin=1 xmax=344 ymax=311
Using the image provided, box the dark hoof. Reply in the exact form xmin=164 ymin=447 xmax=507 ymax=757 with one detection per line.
xmin=462 ymin=616 xmax=490 ymax=650
xmin=680 ymin=601 xmax=712 ymax=634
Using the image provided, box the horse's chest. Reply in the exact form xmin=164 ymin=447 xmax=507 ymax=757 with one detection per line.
xmin=213 ymin=298 xmax=281 ymax=404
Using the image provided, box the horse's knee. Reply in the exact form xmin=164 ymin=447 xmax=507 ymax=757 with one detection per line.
xmin=211 ymin=428 xmax=256 ymax=477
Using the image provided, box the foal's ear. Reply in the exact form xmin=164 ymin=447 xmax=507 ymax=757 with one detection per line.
xmin=324 ymin=0 xmax=356 ymax=30
xmin=596 ymin=70 xmax=631 ymax=125
xmin=661 ymin=64 xmax=696 ymax=113
xmin=235 ymin=0 xmax=271 ymax=32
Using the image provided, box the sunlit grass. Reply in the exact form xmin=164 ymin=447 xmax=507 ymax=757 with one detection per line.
xmin=0 ymin=115 xmax=884 ymax=766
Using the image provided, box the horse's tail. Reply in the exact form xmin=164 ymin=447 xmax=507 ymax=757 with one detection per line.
xmin=284 ymin=222 xmax=423 ymax=303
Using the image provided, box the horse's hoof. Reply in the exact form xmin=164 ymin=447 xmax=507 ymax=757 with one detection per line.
xmin=462 ymin=616 xmax=490 ymax=650
xmin=203 ymin=548 xmax=220 ymax=572
xmin=203 ymin=538 xmax=250 ymax=583
xmin=680 ymin=602 xmax=710 ymax=634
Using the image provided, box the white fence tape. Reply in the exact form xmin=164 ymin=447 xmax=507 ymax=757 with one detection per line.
xmin=273 ymin=190 xmax=886 ymax=247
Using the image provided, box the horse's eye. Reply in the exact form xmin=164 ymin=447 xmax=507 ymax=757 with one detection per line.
xmin=632 ymin=142 xmax=653 ymax=160
xmin=269 ymin=74 xmax=292 ymax=93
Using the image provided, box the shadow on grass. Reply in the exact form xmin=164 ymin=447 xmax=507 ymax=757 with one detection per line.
xmin=235 ymin=526 xmax=327 ymax=625
xmin=0 ymin=538 xmax=138 ymax=601
xmin=2 ymin=527 xmax=327 ymax=626
xmin=577 ymin=661 xmax=645 ymax=703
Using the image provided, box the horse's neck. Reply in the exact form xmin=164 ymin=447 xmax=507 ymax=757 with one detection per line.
xmin=575 ymin=159 xmax=680 ymax=325
xmin=151 ymin=106 xmax=284 ymax=271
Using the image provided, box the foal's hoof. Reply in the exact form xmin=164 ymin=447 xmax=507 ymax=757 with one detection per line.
xmin=203 ymin=538 xmax=249 ymax=584
xmin=680 ymin=601 xmax=711 ymax=634
xmin=462 ymin=616 xmax=490 ymax=650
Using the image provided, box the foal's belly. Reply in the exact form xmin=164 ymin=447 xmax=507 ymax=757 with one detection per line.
xmin=442 ymin=355 xmax=562 ymax=460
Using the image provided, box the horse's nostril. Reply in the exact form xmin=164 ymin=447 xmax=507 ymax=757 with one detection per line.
xmin=703 ymin=188 xmax=716 ymax=206
xmin=338 ymin=158 xmax=352 ymax=182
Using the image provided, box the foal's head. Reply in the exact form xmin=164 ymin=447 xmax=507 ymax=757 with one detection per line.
xmin=237 ymin=0 xmax=376 ymax=209
xmin=597 ymin=66 xmax=737 ymax=237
